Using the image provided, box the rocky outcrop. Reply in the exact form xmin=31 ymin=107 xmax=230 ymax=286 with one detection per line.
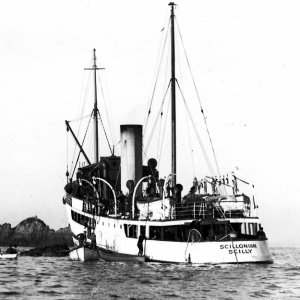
xmin=0 ymin=217 xmax=73 ymax=247
xmin=20 ymin=244 xmax=70 ymax=257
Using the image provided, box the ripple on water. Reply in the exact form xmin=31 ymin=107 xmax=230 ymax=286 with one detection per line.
xmin=50 ymin=284 xmax=63 ymax=288
xmin=0 ymin=291 xmax=21 ymax=296
xmin=108 ymin=294 xmax=121 ymax=298
xmin=139 ymin=279 xmax=155 ymax=284
xmin=267 ymin=283 xmax=281 ymax=289
xmin=0 ymin=247 xmax=299 ymax=299
xmin=162 ymin=293 xmax=180 ymax=298
xmin=38 ymin=290 xmax=60 ymax=296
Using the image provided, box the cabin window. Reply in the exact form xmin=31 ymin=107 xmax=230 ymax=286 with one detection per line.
xmin=70 ymin=210 xmax=95 ymax=229
xmin=230 ymin=223 xmax=241 ymax=237
xmin=149 ymin=226 xmax=161 ymax=240
xmin=253 ymin=223 xmax=258 ymax=235
xmin=164 ymin=226 xmax=178 ymax=241
xmin=124 ymin=224 xmax=137 ymax=238
xmin=120 ymin=225 xmax=122 ymax=229
xmin=149 ymin=226 xmax=188 ymax=241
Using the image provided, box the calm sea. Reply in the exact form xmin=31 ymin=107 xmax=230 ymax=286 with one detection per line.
xmin=0 ymin=247 xmax=299 ymax=299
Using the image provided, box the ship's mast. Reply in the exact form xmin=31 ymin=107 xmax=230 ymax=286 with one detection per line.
xmin=93 ymin=49 xmax=99 ymax=163
xmin=85 ymin=49 xmax=104 ymax=164
xmin=169 ymin=2 xmax=176 ymax=187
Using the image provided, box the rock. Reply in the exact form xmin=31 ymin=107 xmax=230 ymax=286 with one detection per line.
xmin=0 ymin=223 xmax=12 ymax=242
xmin=0 ymin=217 xmax=73 ymax=247
xmin=20 ymin=244 xmax=70 ymax=257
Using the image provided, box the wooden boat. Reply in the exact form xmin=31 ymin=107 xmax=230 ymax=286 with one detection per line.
xmin=0 ymin=253 xmax=18 ymax=260
xmin=98 ymin=248 xmax=145 ymax=263
xmin=69 ymin=245 xmax=98 ymax=262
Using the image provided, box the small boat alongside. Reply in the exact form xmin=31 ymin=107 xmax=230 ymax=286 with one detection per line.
xmin=0 ymin=253 xmax=18 ymax=260
xmin=98 ymin=248 xmax=145 ymax=263
xmin=69 ymin=245 xmax=99 ymax=262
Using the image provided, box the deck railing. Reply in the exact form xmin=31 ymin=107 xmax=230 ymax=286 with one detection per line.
xmin=173 ymin=202 xmax=246 ymax=220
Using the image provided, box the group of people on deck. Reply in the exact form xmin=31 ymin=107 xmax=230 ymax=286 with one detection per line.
xmin=189 ymin=174 xmax=239 ymax=196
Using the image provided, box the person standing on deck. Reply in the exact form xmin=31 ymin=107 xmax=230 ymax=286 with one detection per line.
xmin=90 ymin=232 xmax=96 ymax=249
xmin=198 ymin=179 xmax=204 ymax=194
xmin=232 ymin=174 xmax=239 ymax=195
xmin=137 ymin=234 xmax=146 ymax=256
xmin=211 ymin=178 xmax=216 ymax=195
xmin=204 ymin=178 xmax=208 ymax=194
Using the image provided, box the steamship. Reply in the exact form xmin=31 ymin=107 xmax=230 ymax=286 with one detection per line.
xmin=63 ymin=3 xmax=272 ymax=264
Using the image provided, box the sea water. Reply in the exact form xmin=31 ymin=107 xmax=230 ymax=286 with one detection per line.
xmin=0 ymin=247 xmax=299 ymax=299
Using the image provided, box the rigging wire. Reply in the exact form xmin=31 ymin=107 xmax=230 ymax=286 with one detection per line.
xmin=103 ymin=71 xmax=117 ymax=148
xmin=155 ymin=42 xmax=171 ymax=161
xmin=97 ymin=71 xmax=116 ymax=147
xmin=174 ymin=25 xmax=196 ymax=176
xmin=175 ymin=17 xmax=222 ymax=177
xmin=155 ymin=33 xmax=172 ymax=168
xmin=176 ymin=80 xmax=215 ymax=176
xmin=143 ymin=18 xmax=171 ymax=137
xmin=144 ymin=81 xmax=171 ymax=155
xmin=184 ymin=98 xmax=196 ymax=177
xmin=70 ymin=70 xmax=92 ymax=173
xmin=97 ymin=111 xmax=113 ymax=155
xmin=157 ymin=94 xmax=171 ymax=169
xmin=156 ymin=111 xmax=163 ymax=160
xmin=68 ymin=114 xmax=91 ymax=123
xmin=71 ymin=112 xmax=93 ymax=178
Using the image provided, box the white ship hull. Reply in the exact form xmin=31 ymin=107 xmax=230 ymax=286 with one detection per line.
xmin=65 ymin=202 xmax=272 ymax=264
xmin=95 ymin=217 xmax=271 ymax=264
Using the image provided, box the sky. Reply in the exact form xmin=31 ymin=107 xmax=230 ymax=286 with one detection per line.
xmin=0 ymin=0 xmax=300 ymax=246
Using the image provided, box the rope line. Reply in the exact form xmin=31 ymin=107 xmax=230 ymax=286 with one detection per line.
xmin=71 ymin=112 xmax=93 ymax=179
xmin=97 ymin=71 xmax=116 ymax=146
xmin=144 ymin=81 xmax=171 ymax=155
xmin=97 ymin=110 xmax=113 ymax=155
xmin=175 ymin=17 xmax=222 ymax=177
xmin=176 ymin=80 xmax=215 ymax=176
xmin=71 ymin=70 xmax=92 ymax=173
xmin=184 ymin=99 xmax=195 ymax=177
xmin=68 ymin=114 xmax=91 ymax=123
xmin=156 ymin=111 xmax=163 ymax=160
xmin=157 ymin=94 xmax=171 ymax=168
xmin=143 ymin=18 xmax=171 ymax=137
